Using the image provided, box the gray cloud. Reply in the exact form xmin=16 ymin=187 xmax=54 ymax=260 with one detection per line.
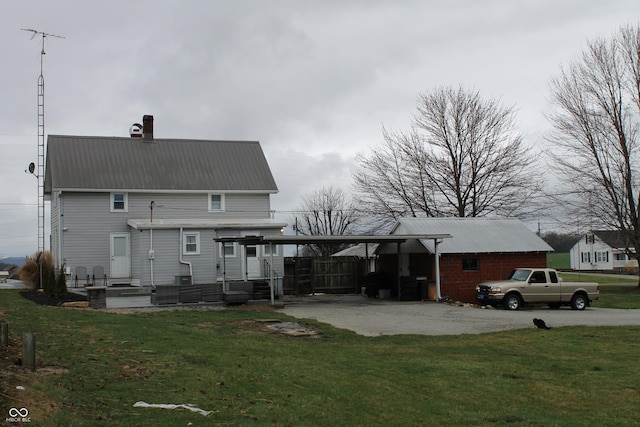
xmin=0 ymin=0 xmax=638 ymax=256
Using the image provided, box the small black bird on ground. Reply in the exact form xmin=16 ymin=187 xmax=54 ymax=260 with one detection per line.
xmin=533 ymin=318 xmax=551 ymax=330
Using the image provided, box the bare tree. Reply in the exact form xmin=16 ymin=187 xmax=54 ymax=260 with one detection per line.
xmin=547 ymin=24 xmax=640 ymax=282
xmin=289 ymin=186 xmax=360 ymax=256
xmin=353 ymin=86 xmax=542 ymax=225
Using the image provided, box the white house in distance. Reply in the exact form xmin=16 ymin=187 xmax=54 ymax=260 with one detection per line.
xmin=570 ymin=230 xmax=638 ymax=272
xmin=44 ymin=115 xmax=285 ymax=293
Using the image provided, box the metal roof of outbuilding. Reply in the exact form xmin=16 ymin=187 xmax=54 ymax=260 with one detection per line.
xmin=390 ymin=217 xmax=553 ymax=254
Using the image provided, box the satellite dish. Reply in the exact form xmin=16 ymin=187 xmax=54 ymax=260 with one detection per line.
xmin=28 ymin=162 xmax=35 ymax=174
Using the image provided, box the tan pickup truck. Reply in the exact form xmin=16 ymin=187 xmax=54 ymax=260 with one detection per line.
xmin=475 ymin=268 xmax=600 ymax=310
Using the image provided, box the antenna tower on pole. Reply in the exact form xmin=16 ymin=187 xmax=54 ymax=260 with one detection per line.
xmin=22 ymin=28 xmax=65 ymax=257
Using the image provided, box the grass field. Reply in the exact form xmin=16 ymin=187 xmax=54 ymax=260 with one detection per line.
xmin=546 ymin=252 xmax=570 ymax=270
xmin=558 ymin=272 xmax=640 ymax=309
xmin=1 ymin=290 xmax=639 ymax=426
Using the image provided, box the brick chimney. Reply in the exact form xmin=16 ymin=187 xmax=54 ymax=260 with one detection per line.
xmin=142 ymin=115 xmax=154 ymax=141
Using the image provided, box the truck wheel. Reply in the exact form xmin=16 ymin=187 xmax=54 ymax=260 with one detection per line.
xmin=503 ymin=293 xmax=522 ymax=310
xmin=571 ymin=293 xmax=588 ymax=310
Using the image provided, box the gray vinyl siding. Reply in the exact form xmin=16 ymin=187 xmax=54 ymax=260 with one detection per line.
xmin=57 ymin=191 xmax=280 ymax=285
xmin=128 ymin=193 xmax=271 ymax=220
xmin=60 ymin=192 xmax=123 ymax=278
xmin=130 ymin=229 xmax=142 ymax=282
xmin=51 ymin=191 xmax=61 ymax=267
xmin=134 ymin=229 xmax=217 ymax=285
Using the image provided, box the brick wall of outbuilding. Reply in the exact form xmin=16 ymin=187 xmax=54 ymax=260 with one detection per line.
xmin=438 ymin=253 xmax=547 ymax=303
xmin=378 ymin=252 xmax=548 ymax=303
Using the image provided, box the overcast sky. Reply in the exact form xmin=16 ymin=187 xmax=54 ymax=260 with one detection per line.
xmin=1 ymin=0 xmax=638 ymax=257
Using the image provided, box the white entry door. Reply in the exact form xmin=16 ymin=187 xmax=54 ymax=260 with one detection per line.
xmin=110 ymin=232 xmax=131 ymax=279
xmin=244 ymin=244 xmax=261 ymax=279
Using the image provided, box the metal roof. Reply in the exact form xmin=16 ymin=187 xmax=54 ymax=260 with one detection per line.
xmin=390 ymin=217 xmax=553 ymax=254
xmin=44 ymin=135 xmax=278 ymax=193
xmin=215 ymin=234 xmax=451 ymax=246
xmin=332 ymin=243 xmax=379 ymax=258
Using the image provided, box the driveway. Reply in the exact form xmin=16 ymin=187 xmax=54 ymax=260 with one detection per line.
xmin=279 ymin=294 xmax=640 ymax=336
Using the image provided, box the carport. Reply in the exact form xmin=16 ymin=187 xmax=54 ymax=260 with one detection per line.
xmin=215 ymin=234 xmax=452 ymax=305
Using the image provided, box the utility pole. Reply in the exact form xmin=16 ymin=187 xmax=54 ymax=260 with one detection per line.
xmin=22 ymin=28 xmax=65 ymax=287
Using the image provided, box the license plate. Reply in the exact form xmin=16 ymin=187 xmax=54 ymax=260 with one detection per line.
xmin=477 ymin=294 xmax=485 ymax=300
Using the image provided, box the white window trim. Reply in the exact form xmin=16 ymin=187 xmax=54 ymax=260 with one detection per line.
xmin=219 ymin=237 xmax=236 ymax=258
xmin=208 ymin=193 xmax=226 ymax=212
xmin=263 ymin=244 xmax=279 ymax=257
xmin=110 ymin=192 xmax=128 ymax=212
xmin=183 ymin=232 xmax=200 ymax=255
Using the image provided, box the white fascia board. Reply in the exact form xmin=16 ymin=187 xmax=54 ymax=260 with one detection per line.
xmin=54 ymin=188 xmax=277 ymax=194
xmin=127 ymin=218 xmax=287 ymax=230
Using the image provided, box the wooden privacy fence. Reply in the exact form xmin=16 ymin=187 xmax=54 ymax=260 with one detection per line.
xmin=284 ymin=257 xmax=364 ymax=295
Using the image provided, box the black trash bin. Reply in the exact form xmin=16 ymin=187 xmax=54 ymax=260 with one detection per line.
xmin=399 ymin=276 xmax=418 ymax=301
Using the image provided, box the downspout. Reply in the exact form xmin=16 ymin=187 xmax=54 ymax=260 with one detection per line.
xmin=179 ymin=227 xmax=193 ymax=279
xmin=58 ymin=191 xmax=63 ymax=269
xmin=222 ymin=242 xmax=227 ymax=291
xmin=149 ymin=201 xmax=155 ymax=288
xmin=434 ymin=239 xmax=442 ymax=301
xmin=149 ymin=228 xmax=155 ymax=287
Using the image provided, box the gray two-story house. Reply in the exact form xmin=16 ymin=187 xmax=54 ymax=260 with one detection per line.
xmin=44 ymin=115 xmax=285 ymax=292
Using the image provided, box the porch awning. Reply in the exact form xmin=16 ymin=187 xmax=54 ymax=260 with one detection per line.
xmin=214 ymin=233 xmax=452 ymax=304
xmin=214 ymin=234 xmax=451 ymax=246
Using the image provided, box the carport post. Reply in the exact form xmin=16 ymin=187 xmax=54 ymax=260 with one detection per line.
xmin=365 ymin=243 xmax=369 ymax=273
xmin=434 ymin=238 xmax=441 ymax=301
xmin=397 ymin=242 xmax=402 ymax=299
xmin=269 ymin=242 xmax=275 ymax=305
xmin=222 ymin=242 xmax=227 ymax=291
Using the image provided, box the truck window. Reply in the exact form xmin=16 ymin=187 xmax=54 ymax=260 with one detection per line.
xmin=529 ymin=271 xmax=547 ymax=283
xmin=549 ymin=271 xmax=559 ymax=283
xmin=508 ymin=269 xmax=531 ymax=281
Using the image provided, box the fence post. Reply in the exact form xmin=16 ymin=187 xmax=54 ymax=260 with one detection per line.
xmin=1 ymin=322 xmax=8 ymax=346
xmin=22 ymin=332 xmax=36 ymax=371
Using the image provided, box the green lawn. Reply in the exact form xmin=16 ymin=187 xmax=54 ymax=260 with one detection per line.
xmin=547 ymin=252 xmax=570 ymax=270
xmin=596 ymin=285 xmax=640 ymax=308
xmin=1 ymin=290 xmax=639 ymax=426
xmin=559 ymin=272 xmax=640 ymax=308
xmin=559 ymin=272 xmax=638 ymax=284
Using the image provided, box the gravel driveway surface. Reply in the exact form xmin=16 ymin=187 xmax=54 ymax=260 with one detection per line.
xmin=279 ymin=294 xmax=640 ymax=336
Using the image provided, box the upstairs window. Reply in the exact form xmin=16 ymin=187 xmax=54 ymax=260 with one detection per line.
xmin=209 ymin=194 xmax=225 ymax=212
xmin=111 ymin=193 xmax=128 ymax=212
xmin=183 ymin=232 xmax=200 ymax=255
